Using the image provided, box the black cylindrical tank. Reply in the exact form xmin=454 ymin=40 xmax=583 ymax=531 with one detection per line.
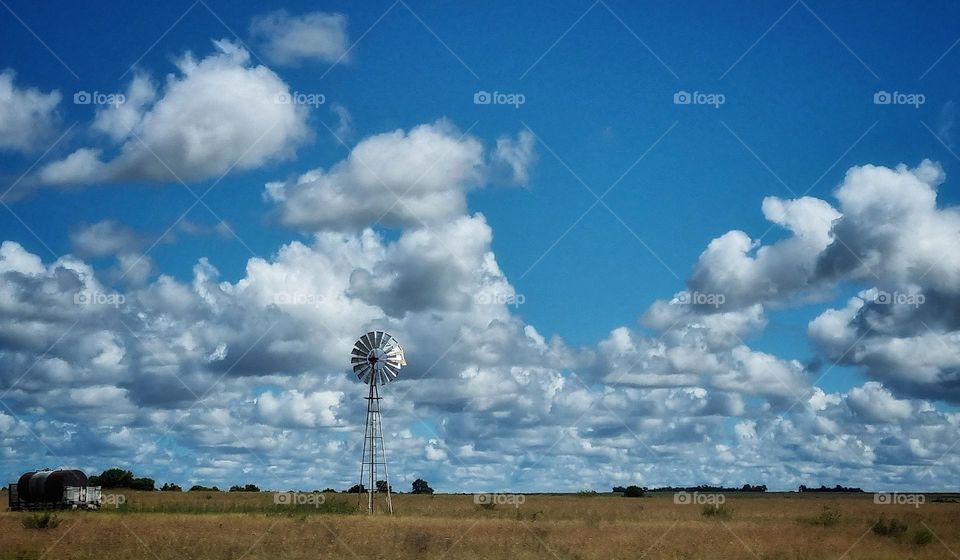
xmin=16 ymin=470 xmax=88 ymax=502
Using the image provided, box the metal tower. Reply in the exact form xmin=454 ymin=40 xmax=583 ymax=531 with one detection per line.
xmin=350 ymin=331 xmax=405 ymax=514
xmin=358 ymin=376 xmax=391 ymax=513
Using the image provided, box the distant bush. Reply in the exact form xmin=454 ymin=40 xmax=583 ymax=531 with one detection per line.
xmin=188 ymin=485 xmax=220 ymax=492
xmin=229 ymin=484 xmax=261 ymax=492
xmin=322 ymin=488 xmax=337 ymax=493
xmin=623 ymin=485 xmax=645 ymax=498
xmin=346 ymin=484 xmax=366 ymax=494
xmin=798 ymin=484 xmax=864 ymax=493
xmin=576 ymin=490 xmax=598 ymax=497
xmin=160 ymin=483 xmax=182 ymax=492
xmin=701 ymin=504 xmax=732 ymax=519
xmin=22 ymin=512 xmax=60 ymax=530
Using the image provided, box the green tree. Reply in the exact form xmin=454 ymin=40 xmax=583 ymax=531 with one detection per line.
xmin=91 ymin=468 xmax=134 ymax=488
xmin=129 ymin=477 xmax=155 ymax=491
xmin=411 ymin=478 xmax=434 ymax=495
xmin=623 ymin=485 xmax=646 ymax=498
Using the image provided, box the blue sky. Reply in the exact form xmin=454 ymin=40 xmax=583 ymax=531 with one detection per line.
xmin=1 ymin=0 xmax=959 ymax=492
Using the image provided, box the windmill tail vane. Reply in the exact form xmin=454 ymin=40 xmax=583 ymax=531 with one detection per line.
xmin=351 ymin=331 xmax=405 ymax=514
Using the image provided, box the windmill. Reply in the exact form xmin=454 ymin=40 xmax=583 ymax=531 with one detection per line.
xmin=351 ymin=331 xmax=406 ymax=513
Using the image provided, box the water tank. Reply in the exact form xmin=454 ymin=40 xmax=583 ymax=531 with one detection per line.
xmin=16 ymin=470 xmax=88 ymax=503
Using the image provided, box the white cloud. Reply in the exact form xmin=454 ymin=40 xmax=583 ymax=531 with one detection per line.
xmin=37 ymin=40 xmax=309 ymax=186
xmin=70 ymin=220 xmax=143 ymax=257
xmin=688 ymin=196 xmax=840 ymax=308
xmin=266 ymin=121 xmax=535 ymax=232
xmin=490 ymin=130 xmax=536 ymax=184
xmin=255 ymin=389 xmax=344 ymax=428
xmin=91 ymin=73 xmax=156 ymax=142
xmin=846 ymin=382 xmax=913 ymax=423
xmin=249 ymin=10 xmax=350 ymax=66
xmin=0 ymin=69 xmax=61 ymax=154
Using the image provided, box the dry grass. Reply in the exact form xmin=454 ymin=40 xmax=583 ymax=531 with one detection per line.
xmin=1 ymin=491 xmax=958 ymax=559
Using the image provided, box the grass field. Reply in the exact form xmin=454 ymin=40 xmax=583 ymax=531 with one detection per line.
xmin=2 ymin=490 xmax=958 ymax=559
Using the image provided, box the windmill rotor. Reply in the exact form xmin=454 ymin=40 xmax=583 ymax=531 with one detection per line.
xmin=351 ymin=331 xmax=406 ymax=386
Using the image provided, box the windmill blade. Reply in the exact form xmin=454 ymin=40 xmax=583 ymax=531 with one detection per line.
xmin=361 ymin=332 xmax=375 ymax=353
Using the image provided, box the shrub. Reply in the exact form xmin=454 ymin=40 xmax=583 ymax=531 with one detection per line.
xmin=623 ymin=485 xmax=645 ymax=498
xmin=873 ymin=516 xmax=908 ymax=538
xmin=701 ymin=504 xmax=732 ymax=519
xmin=22 ymin=512 xmax=60 ymax=530
xmin=912 ymin=527 xmax=934 ymax=546
xmin=807 ymin=506 xmax=841 ymax=527
xmin=576 ymin=490 xmax=598 ymax=497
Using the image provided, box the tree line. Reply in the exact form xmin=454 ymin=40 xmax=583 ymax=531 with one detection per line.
xmin=86 ymin=468 xmax=436 ymax=494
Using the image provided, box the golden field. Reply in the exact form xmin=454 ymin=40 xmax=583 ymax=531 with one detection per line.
xmin=2 ymin=490 xmax=958 ymax=559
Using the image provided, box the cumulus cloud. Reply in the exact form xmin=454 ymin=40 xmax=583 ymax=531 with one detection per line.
xmin=265 ymin=121 xmax=535 ymax=232
xmin=0 ymin=69 xmax=61 ymax=154
xmin=802 ymin=161 xmax=960 ymax=401
xmin=846 ymin=382 xmax=913 ymax=423
xmin=249 ymin=10 xmax=350 ymax=66
xmin=688 ymin=195 xmax=840 ymax=309
xmin=36 ymin=40 xmax=309 ymax=187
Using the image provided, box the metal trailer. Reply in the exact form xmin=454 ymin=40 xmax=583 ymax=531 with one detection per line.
xmin=8 ymin=482 xmax=103 ymax=511
xmin=8 ymin=469 xmax=103 ymax=511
